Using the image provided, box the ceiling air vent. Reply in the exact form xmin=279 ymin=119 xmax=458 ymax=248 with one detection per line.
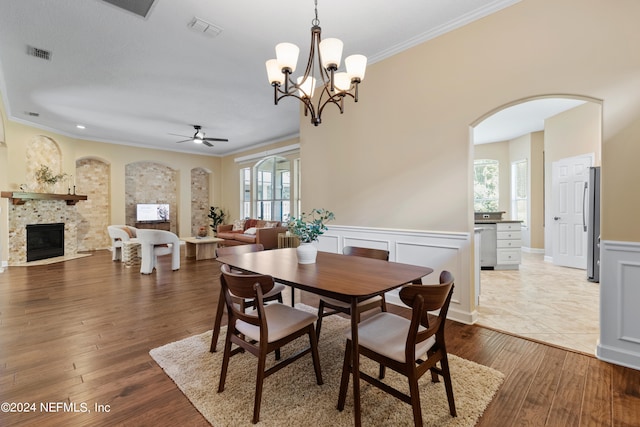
xmin=26 ymin=45 xmax=51 ymax=61
xmin=188 ymin=17 xmax=223 ymax=38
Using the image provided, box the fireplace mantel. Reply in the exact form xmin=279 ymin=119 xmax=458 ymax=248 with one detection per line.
xmin=1 ymin=191 xmax=88 ymax=206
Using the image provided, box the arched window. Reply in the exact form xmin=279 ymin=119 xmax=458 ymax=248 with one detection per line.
xmin=474 ymin=159 xmax=499 ymax=211
xmin=254 ymin=156 xmax=291 ymax=221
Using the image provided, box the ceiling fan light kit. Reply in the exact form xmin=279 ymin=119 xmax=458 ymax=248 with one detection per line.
xmin=265 ymin=0 xmax=367 ymax=126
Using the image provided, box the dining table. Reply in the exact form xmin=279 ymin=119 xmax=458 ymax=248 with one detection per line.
xmin=212 ymin=247 xmax=434 ymax=426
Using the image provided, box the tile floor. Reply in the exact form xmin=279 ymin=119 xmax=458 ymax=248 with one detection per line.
xmin=475 ymin=252 xmax=600 ymax=355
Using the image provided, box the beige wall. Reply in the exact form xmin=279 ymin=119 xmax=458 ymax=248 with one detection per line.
xmin=545 ymin=102 xmax=602 ymax=166
xmin=299 ymin=0 xmax=639 ymax=246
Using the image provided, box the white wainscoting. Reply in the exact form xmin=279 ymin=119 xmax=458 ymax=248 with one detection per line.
xmin=597 ymin=240 xmax=640 ymax=370
xmin=317 ymin=225 xmax=476 ymax=325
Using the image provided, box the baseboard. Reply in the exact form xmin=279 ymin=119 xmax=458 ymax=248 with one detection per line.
xmin=597 ymin=342 xmax=640 ymax=371
xmin=521 ymin=246 xmax=545 ymax=254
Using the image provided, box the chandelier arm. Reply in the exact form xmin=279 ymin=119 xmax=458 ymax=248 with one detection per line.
xmin=317 ymin=94 xmax=345 ymax=119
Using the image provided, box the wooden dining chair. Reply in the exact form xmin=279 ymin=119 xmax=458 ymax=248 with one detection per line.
xmin=337 ymin=271 xmax=456 ymax=427
xmin=209 ymin=243 xmax=286 ymax=353
xmin=217 ymin=264 xmax=323 ymax=424
xmin=315 ymin=246 xmax=390 ymax=340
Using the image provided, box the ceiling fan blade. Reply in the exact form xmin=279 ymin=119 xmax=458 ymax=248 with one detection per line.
xmin=175 ymin=139 xmax=191 ymax=143
xmin=202 ymin=140 xmax=213 ymax=147
xmin=168 ymin=133 xmax=191 ymax=138
xmin=203 ymin=137 xmax=229 ymax=142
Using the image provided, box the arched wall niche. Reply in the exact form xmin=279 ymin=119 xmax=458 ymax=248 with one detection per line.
xmin=25 ymin=135 xmax=65 ymax=192
xmin=125 ymin=161 xmax=178 ymax=233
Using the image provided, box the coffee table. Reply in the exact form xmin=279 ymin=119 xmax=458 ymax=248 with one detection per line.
xmin=182 ymin=236 xmax=224 ymax=260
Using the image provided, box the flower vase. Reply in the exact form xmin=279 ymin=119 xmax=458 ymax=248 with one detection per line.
xmin=296 ymin=242 xmax=318 ymax=264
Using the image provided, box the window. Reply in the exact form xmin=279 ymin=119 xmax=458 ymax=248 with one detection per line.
xmin=511 ymin=159 xmax=528 ymax=225
xmin=474 ymin=159 xmax=499 ymax=211
xmin=255 ymin=156 xmax=291 ymax=221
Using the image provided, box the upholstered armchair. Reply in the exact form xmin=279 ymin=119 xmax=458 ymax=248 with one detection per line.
xmin=136 ymin=229 xmax=180 ymax=274
xmin=107 ymin=225 xmax=138 ymax=261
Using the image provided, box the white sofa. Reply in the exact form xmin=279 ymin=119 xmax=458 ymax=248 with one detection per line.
xmin=136 ymin=229 xmax=180 ymax=274
xmin=107 ymin=225 xmax=138 ymax=261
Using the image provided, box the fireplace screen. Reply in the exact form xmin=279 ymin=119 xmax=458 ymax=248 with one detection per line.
xmin=26 ymin=223 xmax=65 ymax=262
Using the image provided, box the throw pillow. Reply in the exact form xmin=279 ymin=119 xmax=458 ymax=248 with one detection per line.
xmin=232 ymin=219 xmax=246 ymax=231
xmin=244 ymin=227 xmax=258 ymax=235
xmin=121 ymin=226 xmax=134 ymax=238
xmin=264 ymin=221 xmax=279 ymax=228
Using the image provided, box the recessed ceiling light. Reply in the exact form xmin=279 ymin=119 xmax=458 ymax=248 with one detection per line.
xmin=76 ymin=124 xmax=86 ymax=129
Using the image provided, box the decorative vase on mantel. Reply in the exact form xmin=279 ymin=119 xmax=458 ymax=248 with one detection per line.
xmin=40 ymin=182 xmax=55 ymax=194
xmin=296 ymin=241 xmax=318 ymax=264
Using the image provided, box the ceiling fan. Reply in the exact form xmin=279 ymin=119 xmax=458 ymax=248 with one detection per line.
xmin=170 ymin=125 xmax=228 ymax=147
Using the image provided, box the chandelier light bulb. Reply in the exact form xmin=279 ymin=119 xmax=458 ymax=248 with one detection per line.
xmin=345 ymin=54 xmax=367 ymax=82
xmin=333 ymin=72 xmax=351 ymax=92
xmin=276 ymin=42 xmax=300 ymax=73
xmin=266 ymin=59 xmax=284 ymax=85
xmin=297 ymin=76 xmax=316 ymax=99
xmin=319 ymin=38 xmax=343 ymax=70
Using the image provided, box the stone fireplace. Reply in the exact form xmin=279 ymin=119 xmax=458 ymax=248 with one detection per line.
xmin=5 ymin=198 xmax=81 ymax=265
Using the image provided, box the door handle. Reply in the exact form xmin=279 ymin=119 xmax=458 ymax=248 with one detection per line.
xmin=553 ymin=216 xmax=561 ymax=221
xmin=582 ymin=181 xmax=588 ymax=232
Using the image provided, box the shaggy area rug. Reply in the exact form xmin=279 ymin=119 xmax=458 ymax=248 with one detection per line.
xmin=150 ymin=305 xmax=503 ymax=426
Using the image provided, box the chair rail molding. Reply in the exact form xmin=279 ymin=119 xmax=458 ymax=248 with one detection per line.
xmin=597 ymin=239 xmax=640 ymax=370
xmin=318 ymin=225 xmax=476 ymax=325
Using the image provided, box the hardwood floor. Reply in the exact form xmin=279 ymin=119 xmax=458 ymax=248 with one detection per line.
xmin=1 ymin=250 xmax=638 ymax=426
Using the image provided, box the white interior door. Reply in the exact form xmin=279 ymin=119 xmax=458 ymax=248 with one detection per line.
xmin=551 ymin=154 xmax=593 ymax=269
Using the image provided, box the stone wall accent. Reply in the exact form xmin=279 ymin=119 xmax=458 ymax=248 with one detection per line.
xmin=26 ymin=136 xmax=65 ymax=193
xmin=76 ymin=158 xmax=110 ymax=251
xmin=190 ymin=168 xmax=210 ymax=237
xmin=7 ymin=200 xmax=79 ymax=265
xmin=125 ymin=162 xmax=177 ymax=233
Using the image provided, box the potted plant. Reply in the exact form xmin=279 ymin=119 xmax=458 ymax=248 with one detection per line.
xmin=35 ymin=165 xmax=67 ymax=193
xmin=288 ymin=208 xmax=335 ymax=264
xmin=208 ymin=206 xmax=227 ymax=236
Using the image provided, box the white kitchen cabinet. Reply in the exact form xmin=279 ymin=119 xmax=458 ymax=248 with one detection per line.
xmin=495 ymin=222 xmax=521 ymax=269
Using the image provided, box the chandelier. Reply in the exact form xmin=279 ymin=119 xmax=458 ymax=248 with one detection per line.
xmin=265 ymin=0 xmax=367 ymax=126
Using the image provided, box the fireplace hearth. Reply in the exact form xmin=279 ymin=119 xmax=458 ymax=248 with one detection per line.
xmin=26 ymin=223 xmax=65 ymax=262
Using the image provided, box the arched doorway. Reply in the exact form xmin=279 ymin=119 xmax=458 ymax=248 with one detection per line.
xmin=471 ymin=95 xmax=602 ymax=354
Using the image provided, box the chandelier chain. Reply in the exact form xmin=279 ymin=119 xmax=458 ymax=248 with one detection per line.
xmin=312 ymin=0 xmax=319 ymax=26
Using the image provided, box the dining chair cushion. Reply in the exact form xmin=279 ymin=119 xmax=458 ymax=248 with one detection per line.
xmin=237 ymin=303 xmax=318 ymax=343
xmin=320 ymin=295 xmax=382 ymax=309
xmin=347 ymin=312 xmax=435 ymax=363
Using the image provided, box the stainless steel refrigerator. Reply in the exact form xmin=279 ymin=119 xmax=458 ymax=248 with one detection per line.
xmin=584 ymin=166 xmax=600 ymax=282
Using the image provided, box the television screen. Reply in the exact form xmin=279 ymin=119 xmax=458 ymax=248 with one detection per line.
xmin=136 ymin=203 xmax=169 ymax=222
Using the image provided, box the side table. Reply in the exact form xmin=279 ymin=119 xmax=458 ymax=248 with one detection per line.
xmin=122 ymin=241 xmax=141 ymax=267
